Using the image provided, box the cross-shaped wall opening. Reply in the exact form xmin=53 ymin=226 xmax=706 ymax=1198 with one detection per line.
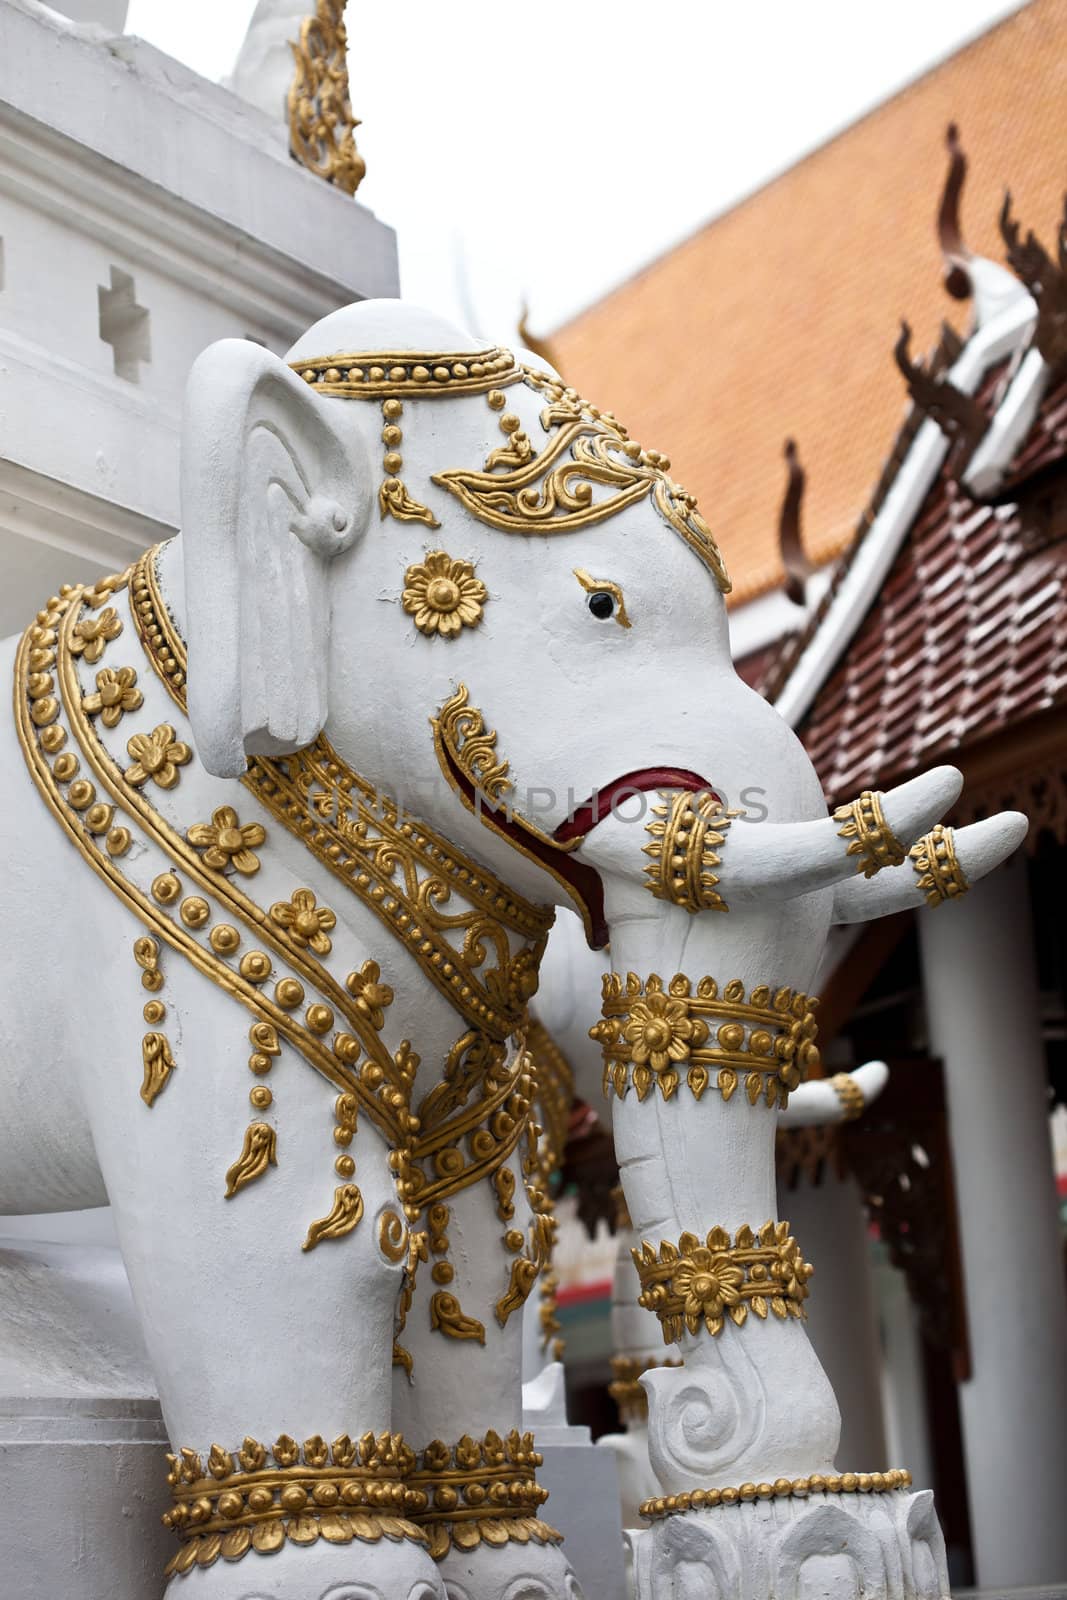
xmin=98 ymin=266 xmax=150 ymax=383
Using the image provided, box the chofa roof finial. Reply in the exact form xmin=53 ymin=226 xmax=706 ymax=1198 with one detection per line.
xmin=779 ymin=440 xmax=813 ymax=607
xmin=938 ymin=122 xmax=973 ymax=301
xmin=517 ymin=301 xmax=560 ymax=373
xmin=288 ymin=1 xmax=365 ymax=196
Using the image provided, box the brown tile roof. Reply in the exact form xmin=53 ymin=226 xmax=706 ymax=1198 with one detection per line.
xmin=797 ymin=362 xmax=1067 ymax=805
xmin=550 ymin=0 xmax=1067 ymax=607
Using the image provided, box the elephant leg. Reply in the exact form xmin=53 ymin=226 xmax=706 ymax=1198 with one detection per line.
xmin=393 ymin=1151 xmax=582 ymax=1600
xmin=78 ymin=969 xmax=443 ymax=1600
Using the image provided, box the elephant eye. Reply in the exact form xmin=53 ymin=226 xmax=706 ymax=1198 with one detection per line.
xmin=573 ymin=568 xmax=631 ymax=630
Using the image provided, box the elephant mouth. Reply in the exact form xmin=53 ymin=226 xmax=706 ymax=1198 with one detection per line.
xmin=552 ymin=769 xmax=718 ymax=844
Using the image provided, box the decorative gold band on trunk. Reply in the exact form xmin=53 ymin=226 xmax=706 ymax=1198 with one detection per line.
xmin=909 ymin=823 xmax=969 ymax=906
xmin=592 ymin=973 xmax=820 ymax=1109
xmin=406 ymin=1430 xmax=560 ymax=1561
xmin=833 ymin=789 xmax=907 ymax=878
xmin=162 ymin=1432 xmax=425 ymax=1576
xmin=633 ymin=1220 xmax=813 ymax=1344
xmin=642 ymin=790 xmax=737 ymax=912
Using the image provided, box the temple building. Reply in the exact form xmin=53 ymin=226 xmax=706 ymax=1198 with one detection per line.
xmin=552 ymin=3 xmax=1067 ymax=1589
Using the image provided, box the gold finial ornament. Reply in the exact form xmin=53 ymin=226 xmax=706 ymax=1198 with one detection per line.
xmin=643 ymin=790 xmax=737 ymax=912
xmin=287 ymin=0 xmax=365 ymax=196
xmin=909 ymin=823 xmax=969 ymax=906
xmin=833 ymin=790 xmax=907 ymax=879
xmin=593 ymin=973 xmax=820 ymax=1108
xmin=640 ymin=1469 xmax=914 ymax=1522
xmin=633 ymin=1220 xmax=813 ymax=1344
xmin=402 ymin=551 xmax=487 ymax=638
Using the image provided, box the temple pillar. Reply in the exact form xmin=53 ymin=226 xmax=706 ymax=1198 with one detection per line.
xmin=917 ymin=854 xmax=1067 ymax=1588
xmin=782 ymin=1170 xmax=888 ymax=1472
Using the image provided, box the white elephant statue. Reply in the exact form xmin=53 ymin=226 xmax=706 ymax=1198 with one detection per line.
xmin=0 ymin=298 xmax=1023 ymax=1600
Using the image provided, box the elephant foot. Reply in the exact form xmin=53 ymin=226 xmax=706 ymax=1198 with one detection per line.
xmin=162 ymin=1535 xmax=445 ymax=1600
xmin=437 ymin=1536 xmax=583 ymax=1600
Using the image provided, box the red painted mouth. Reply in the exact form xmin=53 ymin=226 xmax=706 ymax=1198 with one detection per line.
xmin=553 ymin=768 xmax=717 ymax=845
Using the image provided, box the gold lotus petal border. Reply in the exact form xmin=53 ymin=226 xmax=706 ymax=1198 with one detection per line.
xmin=163 ymin=1431 xmax=424 ymax=1575
xmin=406 ymin=1429 xmax=560 ymax=1561
xmin=909 ymin=823 xmax=969 ymax=907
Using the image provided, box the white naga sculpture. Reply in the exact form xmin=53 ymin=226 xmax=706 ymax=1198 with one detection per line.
xmin=0 ymin=299 xmax=1024 ymax=1600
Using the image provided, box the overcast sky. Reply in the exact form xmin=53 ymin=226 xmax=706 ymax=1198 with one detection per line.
xmin=125 ymin=0 xmax=1028 ymax=339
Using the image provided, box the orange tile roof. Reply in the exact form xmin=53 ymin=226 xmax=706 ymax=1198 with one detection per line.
xmin=550 ymin=0 xmax=1067 ymax=607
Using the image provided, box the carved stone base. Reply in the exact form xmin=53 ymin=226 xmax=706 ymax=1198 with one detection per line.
xmin=628 ymin=1487 xmax=950 ymax=1600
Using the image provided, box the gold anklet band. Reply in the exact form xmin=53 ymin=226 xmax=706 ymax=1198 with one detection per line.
xmin=162 ymin=1432 xmax=424 ymax=1576
xmin=833 ymin=790 xmax=907 ymax=879
xmin=641 ymin=1468 xmax=913 ymax=1520
xmin=633 ymin=1221 xmax=813 ymax=1344
xmin=407 ymin=1429 xmax=560 ymax=1561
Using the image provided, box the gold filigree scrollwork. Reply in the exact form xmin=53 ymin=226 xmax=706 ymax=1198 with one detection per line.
xmin=640 ymin=1469 xmax=914 ymax=1522
xmin=378 ymin=398 xmax=439 ymax=528
xmin=224 ymin=1122 xmax=278 ymax=1198
xmin=633 ymin=1220 xmax=814 ymax=1345
xmin=141 ymin=1032 xmax=175 ymax=1107
xmin=303 ymin=1184 xmax=364 ymax=1251
xmin=495 ymin=1206 xmax=556 ymax=1328
xmin=833 ymin=790 xmax=907 ymax=879
xmin=643 ymin=790 xmax=738 ymax=913
xmin=433 ymin=373 xmax=731 ymax=594
xmin=402 ymin=551 xmax=487 ymax=638
xmin=130 ymin=546 xmax=551 ymax=1044
xmin=592 ymin=973 xmax=820 ymax=1108
xmin=431 ymin=683 xmax=513 ymax=803
xmin=162 ymin=1431 xmax=425 ymax=1574
xmin=406 ymin=1430 xmax=559 ymax=1561
xmin=287 ymin=0 xmax=365 ymax=196
xmin=909 ymin=823 xmax=969 ymax=907
xmin=430 ymin=1291 xmax=486 ymax=1344
xmin=484 ymin=391 xmax=534 ymax=471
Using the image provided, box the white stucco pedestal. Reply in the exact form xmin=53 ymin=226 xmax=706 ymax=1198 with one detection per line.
xmin=0 ymin=1233 xmax=169 ymax=1598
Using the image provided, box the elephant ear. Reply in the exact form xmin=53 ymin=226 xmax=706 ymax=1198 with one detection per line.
xmin=180 ymin=338 xmax=372 ymax=777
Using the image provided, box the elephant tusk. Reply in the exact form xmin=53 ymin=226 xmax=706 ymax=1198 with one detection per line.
xmin=830 ymin=810 xmax=1028 ymax=924
xmin=711 ymin=766 xmax=965 ymax=907
xmin=779 ymin=1060 xmax=889 ymax=1128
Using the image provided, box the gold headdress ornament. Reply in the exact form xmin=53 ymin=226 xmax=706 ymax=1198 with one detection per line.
xmin=289 ymin=349 xmax=731 ymax=593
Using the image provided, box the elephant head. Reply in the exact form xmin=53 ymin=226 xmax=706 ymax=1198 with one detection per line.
xmin=180 ymin=297 xmax=1023 ymax=981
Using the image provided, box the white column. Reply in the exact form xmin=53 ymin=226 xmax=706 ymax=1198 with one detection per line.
xmin=781 ymin=1171 xmax=888 ymax=1471
xmin=917 ymin=854 xmax=1067 ymax=1588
